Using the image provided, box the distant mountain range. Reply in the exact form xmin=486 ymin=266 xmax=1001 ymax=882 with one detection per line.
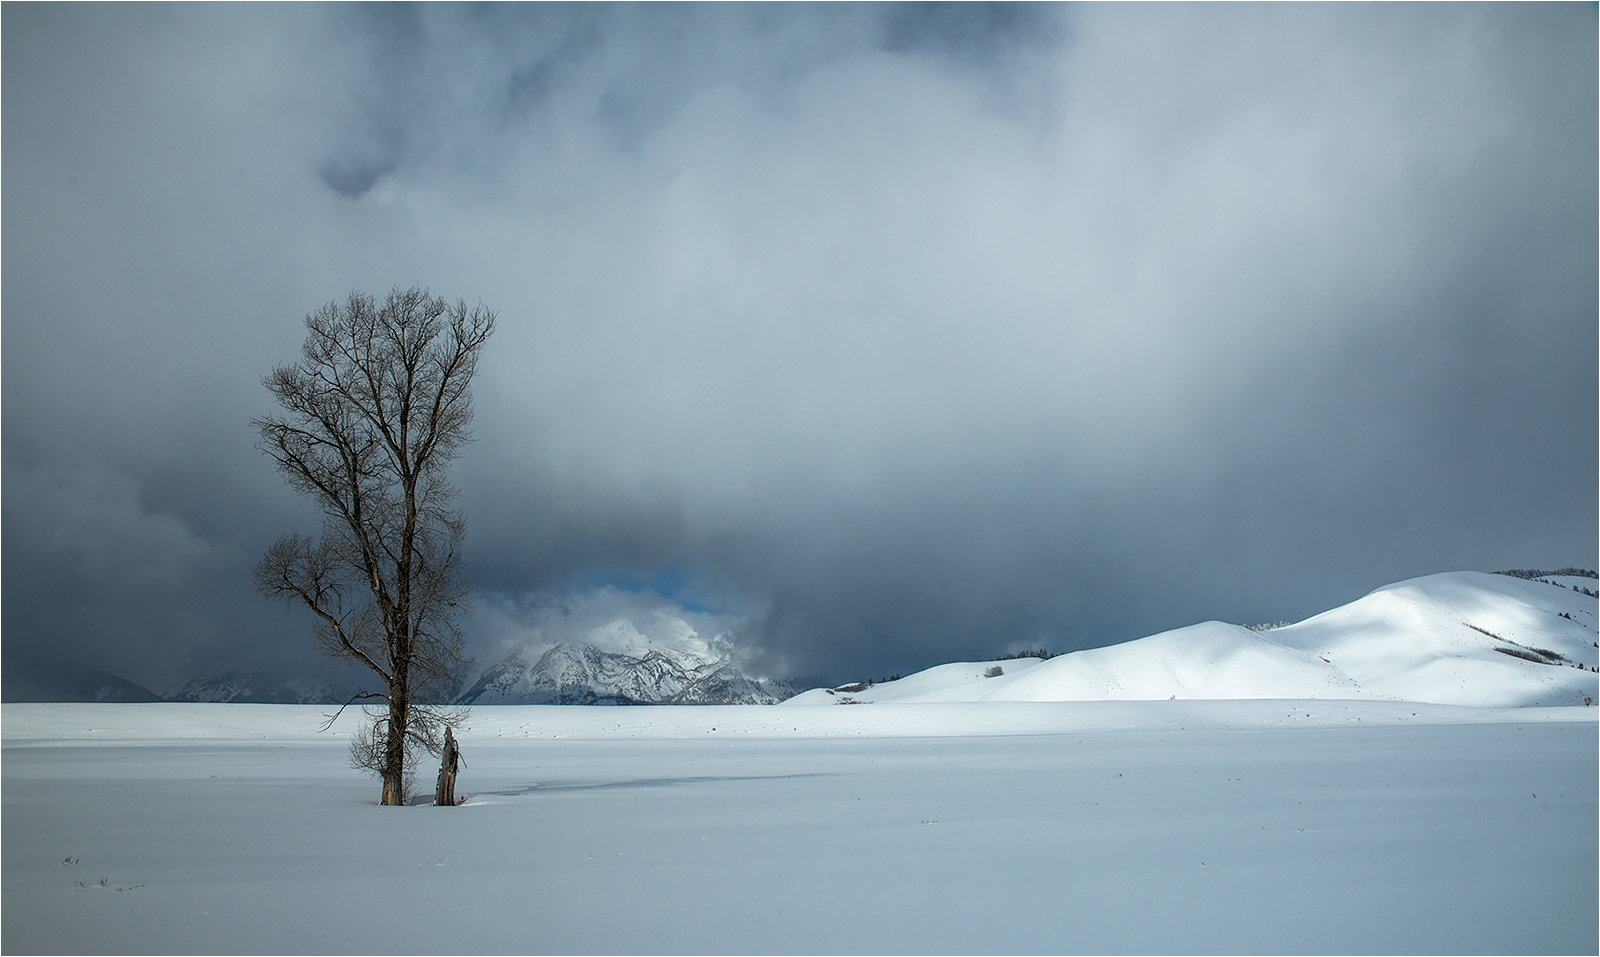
xmin=18 ymin=569 xmax=1597 ymax=707
xmin=458 ymin=641 xmax=797 ymax=705
xmin=10 ymin=630 xmax=798 ymax=706
xmin=164 ymin=671 xmax=343 ymax=705
xmin=2 ymin=662 xmax=167 ymax=704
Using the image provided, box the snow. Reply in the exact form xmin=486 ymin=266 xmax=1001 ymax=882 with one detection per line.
xmin=4 ymin=699 xmax=1595 ymax=954
xmin=460 ymin=612 xmax=795 ymax=705
xmin=460 ymin=641 xmax=795 ymax=705
xmin=1537 ymin=574 xmax=1598 ymax=592
xmin=5 ymin=572 xmax=1595 ymax=952
xmin=787 ymin=572 xmax=1599 ymax=708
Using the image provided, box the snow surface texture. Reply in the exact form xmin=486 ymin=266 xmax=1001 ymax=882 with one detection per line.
xmin=2 ymin=701 xmax=1595 ymax=954
xmin=786 ymin=572 xmax=1599 ymax=708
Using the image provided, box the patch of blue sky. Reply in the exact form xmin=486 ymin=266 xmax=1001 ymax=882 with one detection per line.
xmin=576 ymin=568 xmax=722 ymax=616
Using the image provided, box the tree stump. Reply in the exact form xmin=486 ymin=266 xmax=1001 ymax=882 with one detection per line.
xmin=434 ymin=727 xmax=460 ymax=806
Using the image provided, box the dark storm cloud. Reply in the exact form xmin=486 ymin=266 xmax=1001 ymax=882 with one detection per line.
xmin=879 ymin=2 xmax=1059 ymax=64
xmin=3 ymin=4 xmax=1594 ymax=695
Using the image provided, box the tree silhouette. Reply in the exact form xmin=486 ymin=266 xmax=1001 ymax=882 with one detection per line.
xmin=255 ymin=286 xmax=494 ymax=805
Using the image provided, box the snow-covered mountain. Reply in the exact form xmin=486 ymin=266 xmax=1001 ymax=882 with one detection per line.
xmin=165 ymin=671 xmax=342 ymax=704
xmin=3 ymin=662 xmax=166 ymax=703
xmin=458 ymin=639 xmax=797 ymax=705
xmin=785 ymin=571 xmax=1600 ymax=708
xmin=155 ymin=618 xmax=794 ymax=707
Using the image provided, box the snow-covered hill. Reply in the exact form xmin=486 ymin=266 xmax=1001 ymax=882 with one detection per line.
xmin=458 ymin=636 xmax=796 ymax=706
xmin=786 ymin=571 xmax=1599 ymax=708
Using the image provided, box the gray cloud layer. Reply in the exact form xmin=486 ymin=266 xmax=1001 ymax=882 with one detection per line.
xmin=4 ymin=4 xmax=1595 ymax=695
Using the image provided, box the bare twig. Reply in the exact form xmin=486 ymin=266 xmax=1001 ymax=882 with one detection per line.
xmin=319 ymin=690 xmax=389 ymax=733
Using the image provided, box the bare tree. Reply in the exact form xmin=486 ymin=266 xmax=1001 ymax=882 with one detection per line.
xmin=254 ymin=287 xmax=495 ymax=805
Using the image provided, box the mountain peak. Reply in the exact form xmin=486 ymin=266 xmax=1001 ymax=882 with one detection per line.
xmin=459 ymin=638 xmax=794 ymax=705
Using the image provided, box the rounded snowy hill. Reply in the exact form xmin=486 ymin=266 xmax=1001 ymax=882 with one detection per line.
xmin=785 ymin=572 xmax=1599 ymax=708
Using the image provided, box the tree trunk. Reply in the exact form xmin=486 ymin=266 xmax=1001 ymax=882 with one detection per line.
xmin=435 ymin=726 xmax=459 ymax=807
xmin=381 ymin=694 xmax=409 ymax=806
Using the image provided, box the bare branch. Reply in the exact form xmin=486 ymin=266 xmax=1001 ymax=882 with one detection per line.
xmin=318 ymin=691 xmax=390 ymax=733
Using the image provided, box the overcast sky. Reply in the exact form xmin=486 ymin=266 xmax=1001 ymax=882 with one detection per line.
xmin=4 ymin=3 xmax=1595 ymax=696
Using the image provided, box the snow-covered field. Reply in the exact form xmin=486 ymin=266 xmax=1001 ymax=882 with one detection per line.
xmin=4 ymin=699 xmax=1595 ymax=955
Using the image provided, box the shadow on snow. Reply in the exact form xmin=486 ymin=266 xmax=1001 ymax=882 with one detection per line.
xmin=470 ymin=771 xmax=842 ymax=799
